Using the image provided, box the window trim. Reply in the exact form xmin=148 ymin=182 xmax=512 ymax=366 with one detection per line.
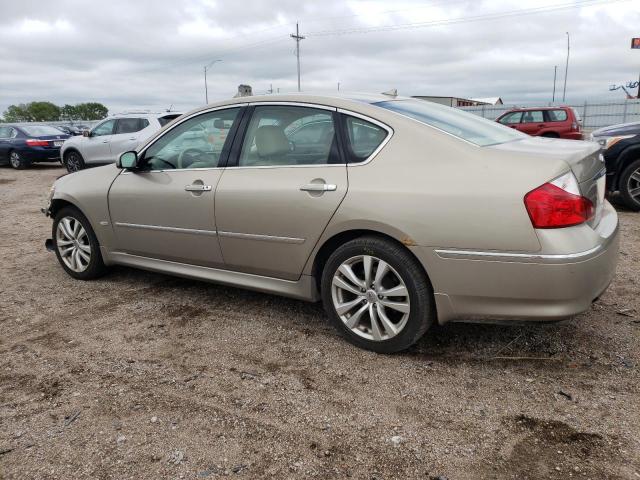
xmin=337 ymin=108 xmax=393 ymax=166
xmin=126 ymin=105 xmax=248 ymax=173
xmin=226 ymin=103 xmax=345 ymax=169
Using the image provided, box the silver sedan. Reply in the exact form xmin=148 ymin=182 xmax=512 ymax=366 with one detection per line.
xmin=44 ymin=94 xmax=619 ymax=353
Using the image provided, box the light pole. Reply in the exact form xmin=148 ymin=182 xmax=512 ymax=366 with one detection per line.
xmin=552 ymin=65 xmax=557 ymax=103
xmin=204 ymin=59 xmax=222 ymax=104
xmin=562 ymin=32 xmax=570 ymax=102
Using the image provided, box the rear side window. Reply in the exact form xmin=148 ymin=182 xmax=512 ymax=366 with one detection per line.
xmin=521 ymin=111 xmax=544 ymax=123
xmin=342 ymin=115 xmax=388 ymax=163
xmin=546 ymin=110 xmax=568 ymax=122
xmin=116 ymin=118 xmax=147 ymax=134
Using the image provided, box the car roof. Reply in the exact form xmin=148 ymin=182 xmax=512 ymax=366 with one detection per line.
xmin=506 ymin=106 xmax=571 ymax=112
xmin=106 ymin=112 xmax=183 ymax=119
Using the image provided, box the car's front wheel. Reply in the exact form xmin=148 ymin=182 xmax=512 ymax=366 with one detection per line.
xmin=9 ymin=151 xmax=30 ymax=169
xmin=52 ymin=206 xmax=106 ymax=280
xmin=64 ymin=150 xmax=85 ymax=173
xmin=321 ymin=236 xmax=435 ymax=353
xmin=619 ymin=158 xmax=640 ymax=211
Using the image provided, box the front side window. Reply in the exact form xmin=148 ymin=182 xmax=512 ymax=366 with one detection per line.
xmin=92 ymin=120 xmax=116 ymax=137
xmin=143 ymin=108 xmax=240 ymax=170
xmin=343 ymin=115 xmax=387 ymax=162
xmin=376 ymin=99 xmax=525 ymax=146
xmin=238 ymin=106 xmax=340 ymax=167
xmin=521 ymin=111 xmax=544 ymax=123
xmin=546 ymin=109 xmax=568 ymax=122
xmin=499 ymin=112 xmax=522 ymax=125
xmin=116 ymin=118 xmax=146 ymax=134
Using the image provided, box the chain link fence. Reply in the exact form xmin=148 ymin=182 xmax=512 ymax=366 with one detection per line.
xmin=458 ymin=99 xmax=640 ymax=134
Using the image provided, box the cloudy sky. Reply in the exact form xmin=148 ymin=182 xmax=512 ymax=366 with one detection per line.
xmin=1 ymin=0 xmax=639 ymax=115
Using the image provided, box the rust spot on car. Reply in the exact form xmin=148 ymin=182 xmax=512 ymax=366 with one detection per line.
xmin=401 ymin=236 xmax=417 ymax=246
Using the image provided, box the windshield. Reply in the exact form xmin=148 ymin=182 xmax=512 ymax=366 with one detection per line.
xmin=20 ymin=125 xmax=65 ymax=136
xmin=375 ymin=99 xmax=525 ymax=146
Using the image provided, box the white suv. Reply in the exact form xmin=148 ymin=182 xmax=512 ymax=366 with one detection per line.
xmin=60 ymin=112 xmax=182 ymax=172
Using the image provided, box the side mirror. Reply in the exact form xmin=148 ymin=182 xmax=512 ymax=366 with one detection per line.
xmin=117 ymin=151 xmax=138 ymax=169
xmin=83 ymin=130 xmax=90 ymax=137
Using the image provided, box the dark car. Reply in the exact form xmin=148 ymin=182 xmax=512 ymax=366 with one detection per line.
xmin=0 ymin=125 xmax=70 ymax=169
xmin=591 ymin=121 xmax=640 ymax=210
xmin=496 ymin=106 xmax=583 ymax=140
xmin=55 ymin=125 xmax=82 ymax=136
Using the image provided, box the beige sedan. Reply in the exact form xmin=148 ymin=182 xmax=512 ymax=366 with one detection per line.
xmin=44 ymin=94 xmax=619 ymax=353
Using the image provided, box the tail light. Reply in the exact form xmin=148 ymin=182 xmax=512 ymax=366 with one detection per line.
xmin=571 ymin=121 xmax=579 ymax=132
xmin=26 ymin=139 xmax=49 ymax=146
xmin=524 ymin=172 xmax=593 ymax=228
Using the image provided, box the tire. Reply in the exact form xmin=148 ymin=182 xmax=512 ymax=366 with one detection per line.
xmin=541 ymin=132 xmax=559 ymax=138
xmin=9 ymin=150 xmax=30 ymax=169
xmin=619 ymin=158 xmax=640 ymax=211
xmin=64 ymin=150 xmax=85 ymax=173
xmin=52 ymin=206 xmax=107 ymax=280
xmin=320 ymin=236 xmax=435 ymax=353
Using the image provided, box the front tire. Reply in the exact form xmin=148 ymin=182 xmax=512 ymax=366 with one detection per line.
xmin=619 ymin=159 xmax=640 ymax=211
xmin=64 ymin=150 xmax=85 ymax=173
xmin=9 ymin=151 xmax=30 ymax=169
xmin=321 ymin=236 xmax=435 ymax=353
xmin=52 ymin=206 xmax=106 ymax=280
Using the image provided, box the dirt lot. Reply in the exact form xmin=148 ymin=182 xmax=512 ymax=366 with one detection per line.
xmin=0 ymin=164 xmax=639 ymax=480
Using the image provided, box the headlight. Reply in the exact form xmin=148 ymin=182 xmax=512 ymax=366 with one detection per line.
xmin=602 ymin=135 xmax=634 ymax=150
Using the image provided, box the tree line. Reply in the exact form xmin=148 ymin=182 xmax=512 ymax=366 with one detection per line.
xmin=1 ymin=101 xmax=109 ymax=122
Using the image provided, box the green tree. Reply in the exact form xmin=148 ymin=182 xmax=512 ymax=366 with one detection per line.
xmin=2 ymin=104 xmax=31 ymax=122
xmin=60 ymin=104 xmax=78 ymax=121
xmin=27 ymin=101 xmax=61 ymax=121
xmin=73 ymin=102 xmax=108 ymax=120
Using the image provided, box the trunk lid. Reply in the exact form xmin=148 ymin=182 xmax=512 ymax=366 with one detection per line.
xmin=491 ymin=136 xmax=606 ymax=227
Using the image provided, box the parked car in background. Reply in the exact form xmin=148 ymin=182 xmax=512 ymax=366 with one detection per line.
xmin=0 ymin=124 xmax=69 ymax=169
xmin=55 ymin=125 xmax=82 ymax=136
xmin=44 ymin=94 xmax=618 ymax=353
xmin=591 ymin=121 xmax=640 ymax=210
xmin=496 ymin=106 xmax=583 ymax=140
xmin=60 ymin=112 xmax=182 ymax=172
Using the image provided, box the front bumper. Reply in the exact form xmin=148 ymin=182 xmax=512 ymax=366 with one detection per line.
xmin=412 ymin=201 xmax=620 ymax=324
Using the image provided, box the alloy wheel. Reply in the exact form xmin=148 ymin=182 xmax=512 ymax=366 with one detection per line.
xmin=627 ymin=167 xmax=640 ymax=202
xmin=66 ymin=153 xmax=81 ymax=172
xmin=56 ymin=216 xmax=91 ymax=272
xmin=9 ymin=152 xmax=21 ymax=168
xmin=331 ymin=255 xmax=410 ymax=341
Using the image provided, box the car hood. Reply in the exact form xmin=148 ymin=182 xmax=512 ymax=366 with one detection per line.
xmin=54 ymin=163 xmax=120 ymax=190
xmin=490 ymin=136 xmax=603 ymax=182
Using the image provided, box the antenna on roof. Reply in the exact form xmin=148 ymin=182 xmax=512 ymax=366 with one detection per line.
xmin=167 ymin=104 xmax=174 ymax=112
xmin=381 ymin=88 xmax=398 ymax=97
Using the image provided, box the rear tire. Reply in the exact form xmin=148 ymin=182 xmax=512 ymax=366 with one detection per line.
xmin=9 ymin=151 xmax=30 ymax=169
xmin=320 ymin=236 xmax=435 ymax=353
xmin=52 ymin=206 xmax=107 ymax=280
xmin=64 ymin=150 xmax=85 ymax=173
xmin=541 ymin=132 xmax=559 ymax=138
xmin=619 ymin=158 xmax=640 ymax=211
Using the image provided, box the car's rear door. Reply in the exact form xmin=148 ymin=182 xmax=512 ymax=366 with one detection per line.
xmin=0 ymin=127 xmax=13 ymax=160
xmin=109 ymin=118 xmax=149 ymax=159
xmin=108 ymin=107 xmax=244 ymax=267
xmin=83 ymin=119 xmax=116 ymax=164
xmin=519 ymin=110 xmax=546 ymax=136
xmin=214 ymin=103 xmax=348 ymax=280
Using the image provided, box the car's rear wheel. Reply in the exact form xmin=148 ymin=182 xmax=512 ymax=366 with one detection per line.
xmin=64 ymin=150 xmax=85 ymax=173
xmin=52 ymin=206 xmax=106 ymax=280
xmin=619 ymin=158 xmax=640 ymax=211
xmin=321 ymin=236 xmax=435 ymax=353
xmin=9 ymin=151 xmax=30 ymax=169
xmin=541 ymin=132 xmax=559 ymax=138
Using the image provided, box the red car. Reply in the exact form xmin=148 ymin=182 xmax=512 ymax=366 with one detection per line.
xmin=496 ymin=106 xmax=583 ymax=140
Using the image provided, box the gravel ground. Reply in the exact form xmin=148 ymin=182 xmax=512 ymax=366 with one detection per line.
xmin=0 ymin=164 xmax=639 ymax=480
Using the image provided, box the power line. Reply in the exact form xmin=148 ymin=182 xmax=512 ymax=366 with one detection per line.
xmin=306 ymin=0 xmax=629 ymax=36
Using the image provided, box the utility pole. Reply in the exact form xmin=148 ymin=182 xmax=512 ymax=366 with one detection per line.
xmin=203 ymin=59 xmax=221 ymax=104
xmin=337 ymin=82 xmax=340 ymax=92
xmin=562 ymin=32 xmax=570 ymax=102
xmin=552 ymin=65 xmax=557 ymax=102
xmin=291 ymin=22 xmax=305 ymax=92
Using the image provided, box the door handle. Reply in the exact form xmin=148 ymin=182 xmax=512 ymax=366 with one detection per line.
xmin=102 ymin=140 xmax=109 ymax=143
xmin=128 ymin=137 xmax=136 ymax=140
xmin=185 ymin=184 xmax=212 ymax=192
xmin=300 ymin=183 xmax=337 ymax=192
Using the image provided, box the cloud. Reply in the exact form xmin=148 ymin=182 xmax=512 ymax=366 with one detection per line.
xmin=0 ymin=0 xmax=639 ymax=116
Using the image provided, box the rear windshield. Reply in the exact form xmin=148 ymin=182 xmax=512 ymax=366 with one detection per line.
xmin=374 ymin=99 xmax=525 ymax=146
xmin=20 ymin=125 xmax=65 ymax=136
xmin=159 ymin=115 xmax=181 ymax=127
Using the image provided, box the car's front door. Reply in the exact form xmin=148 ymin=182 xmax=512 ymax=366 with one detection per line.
xmin=108 ymin=107 xmax=243 ymax=267
xmin=214 ymin=104 xmax=348 ymax=280
xmin=83 ymin=119 xmax=116 ymax=164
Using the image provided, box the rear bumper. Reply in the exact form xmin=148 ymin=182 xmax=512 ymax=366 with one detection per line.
xmin=20 ymin=147 xmax=62 ymax=162
xmin=413 ymin=201 xmax=619 ymax=324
